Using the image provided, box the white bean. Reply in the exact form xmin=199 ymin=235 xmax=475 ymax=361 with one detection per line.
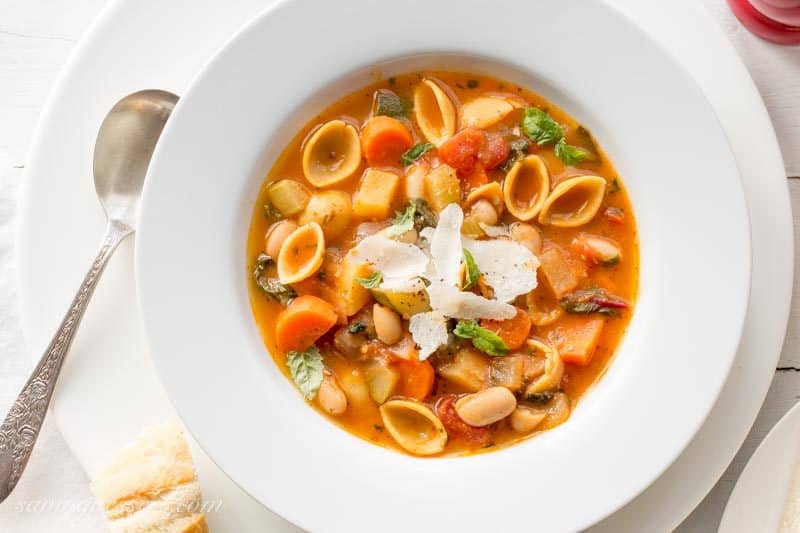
xmin=455 ymin=386 xmax=517 ymax=427
xmin=265 ymin=220 xmax=298 ymax=258
xmin=318 ymin=373 xmax=347 ymax=415
xmin=510 ymin=222 xmax=542 ymax=254
xmin=510 ymin=406 xmax=547 ymax=433
xmin=470 ymin=199 xmax=499 ymax=226
xmin=373 ymin=304 xmax=403 ymax=345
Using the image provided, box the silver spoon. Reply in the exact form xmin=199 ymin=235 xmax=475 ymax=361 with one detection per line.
xmin=0 ymin=89 xmax=179 ymax=502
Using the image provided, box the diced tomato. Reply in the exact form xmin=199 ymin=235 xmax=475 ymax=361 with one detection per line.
xmin=438 ymin=128 xmax=484 ymax=177
xmin=435 ymin=395 xmax=492 ymax=446
xmin=462 ymin=164 xmax=489 ymax=192
xmin=479 ymin=133 xmax=510 ymax=170
xmin=391 ymin=357 xmax=435 ymax=400
xmin=480 ymin=307 xmax=532 ymax=350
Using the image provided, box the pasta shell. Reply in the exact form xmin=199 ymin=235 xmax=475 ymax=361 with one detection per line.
xmin=538 ymin=175 xmax=606 ymax=227
xmin=460 ymin=97 xmax=515 ymax=129
xmin=465 ymin=182 xmax=504 ymax=215
xmin=302 ymin=120 xmax=362 ymax=187
xmin=413 ymin=79 xmax=457 ymax=146
xmin=277 ymin=222 xmax=326 ymax=284
xmin=502 ymin=155 xmax=550 ymax=221
xmin=525 ymin=338 xmax=564 ymax=394
xmin=379 ymin=399 xmax=447 ymax=456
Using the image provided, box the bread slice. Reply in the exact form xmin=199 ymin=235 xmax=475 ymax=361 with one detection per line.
xmin=91 ymin=422 xmax=209 ymax=533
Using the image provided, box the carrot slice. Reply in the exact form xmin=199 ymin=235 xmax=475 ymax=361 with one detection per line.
xmin=391 ymin=358 xmax=435 ymax=400
xmin=555 ymin=316 xmax=605 ymax=365
xmin=480 ymin=307 xmax=532 ymax=351
xmin=275 ymin=295 xmax=338 ymax=352
xmin=360 ymin=116 xmax=413 ymax=166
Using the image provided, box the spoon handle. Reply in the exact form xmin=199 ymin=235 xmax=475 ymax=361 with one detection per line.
xmin=0 ymin=219 xmax=132 ymax=502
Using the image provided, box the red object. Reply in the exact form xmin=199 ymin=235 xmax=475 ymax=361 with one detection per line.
xmin=391 ymin=358 xmax=435 ymax=400
xmin=439 ymin=128 xmax=484 ymax=177
xmin=435 ymin=395 xmax=492 ymax=445
xmin=462 ymin=164 xmax=489 ymax=192
xmin=479 ymin=133 xmax=510 ymax=170
xmin=728 ymin=0 xmax=800 ymax=44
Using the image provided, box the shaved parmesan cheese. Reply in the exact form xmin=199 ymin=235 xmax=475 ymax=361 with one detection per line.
xmin=463 ymin=237 xmax=539 ymax=303
xmin=379 ymin=276 xmax=426 ymax=293
xmin=409 ymin=311 xmax=450 ymax=360
xmin=350 ymin=234 xmax=429 ymax=282
xmin=428 ymin=204 xmax=463 ymax=286
xmin=427 ymin=282 xmax=516 ymax=320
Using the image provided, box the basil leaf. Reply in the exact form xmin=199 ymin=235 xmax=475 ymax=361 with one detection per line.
xmin=462 ymin=248 xmax=481 ymax=290
xmin=253 ymin=253 xmax=297 ymax=306
xmin=452 ymin=320 xmax=509 ymax=356
xmin=554 ymin=140 xmax=590 ymax=166
xmin=356 ymin=271 xmax=383 ymax=288
xmin=374 ymin=89 xmax=412 ymax=118
xmin=521 ymin=108 xmax=563 ymax=146
xmin=401 ymin=142 xmax=434 ymax=166
xmin=386 ymin=203 xmax=416 ymax=237
xmin=287 ymin=347 xmax=324 ymax=399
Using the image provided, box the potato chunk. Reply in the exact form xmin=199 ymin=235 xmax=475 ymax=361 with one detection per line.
xmin=437 ymin=347 xmax=490 ymax=392
xmin=538 ymin=243 xmax=584 ymax=299
xmin=353 ymin=169 xmax=400 ymax=220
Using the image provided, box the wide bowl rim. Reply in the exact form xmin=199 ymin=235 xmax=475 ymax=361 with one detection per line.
xmin=135 ymin=0 xmax=751 ymax=530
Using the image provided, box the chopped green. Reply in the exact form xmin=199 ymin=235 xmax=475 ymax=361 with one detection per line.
xmin=525 ymin=391 xmax=556 ymax=403
xmin=348 ymin=322 xmax=367 ymax=334
xmin=388 ymin=199 xmax=437 ymax=237
xmin=462 ymin=248 xmax=481 ymax=290
xmin=560 ymin=288 xmax=629 ymax=316
xmin=453 ymin=320 xmax=509 ymax=356
xmin=263 ymin=202 xmax=284 ymax=223
xmin=401 ymin=142 xmax=434 ymax=166
xmin=520 ymin=107 xmax=590 ymax=166
xmin=409 ymin=199 xmax=437 ymax=229
xmin=501 ymin=137 xmax=531 ymax=171
xmin=356 ymin=271 xmax=383 ymax=289
xmin=521 ymin=107 xmax=564 ymax=146
xmin=374 ymin=89 xmax=412 ymax=118
xmin=253 ymin=253 xmax=296 ymax=306
xmin=286 ymin=347 xmax=324 ymax=400
xmin=554 ymin=139 xmax=590 ymax=166
xmin=609 ymin=178 xmax=621 ymax=193
xmin=386 ymin=203 xmax=416 ymax=237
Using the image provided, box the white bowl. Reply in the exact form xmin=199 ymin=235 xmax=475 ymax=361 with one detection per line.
xmin=135 ymin=0 xmax=751 ymax=530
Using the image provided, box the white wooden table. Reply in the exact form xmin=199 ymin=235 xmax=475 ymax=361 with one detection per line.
xmin=0 ymin=0 xmax=797 ymax=531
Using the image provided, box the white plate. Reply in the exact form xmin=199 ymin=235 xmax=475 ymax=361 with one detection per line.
xmin=15 ymin=0 xmax=792 ymax=531
xmin=719 ymin=402 xmax=800 ymax=533
xmin=134 ymin=1 xmax=749 ymax=531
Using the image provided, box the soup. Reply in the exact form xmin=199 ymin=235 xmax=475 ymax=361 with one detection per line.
xmin=247 ymin=71 xmax=638 ymax=456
